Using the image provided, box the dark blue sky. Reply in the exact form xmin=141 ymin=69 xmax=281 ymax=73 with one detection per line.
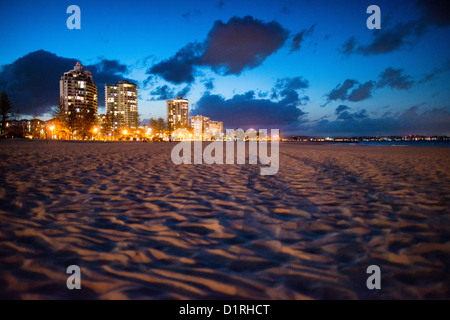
xmin=0 ymin=0 xmax=449 ymax=136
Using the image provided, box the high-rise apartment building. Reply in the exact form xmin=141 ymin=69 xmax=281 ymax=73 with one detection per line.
xmin=190 ymin=115 xmax=210 ymax=139
xmin=190 ymin=115 xmax=224 ymax=140
xmin=167 ymin=97 xmax=189 ymax=132
xmin=105 ymin=80 xmax=138 ymax=128
xmin=209 ymin=120 xmax=223 ymax=134
xmin=60 ymin=62 xmax=98 ymax=114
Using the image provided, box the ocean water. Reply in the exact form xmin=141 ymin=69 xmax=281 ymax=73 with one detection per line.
xmin=334 ymin=141 xmax=450 ymax=147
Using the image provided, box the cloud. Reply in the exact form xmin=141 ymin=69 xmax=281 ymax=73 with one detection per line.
xmin=348 ymin=81 xmax=375 ymax=102
xmin=271 ymin=76 xmax=309 ymax=101
xmin=190 ymin=76 xmax=309 ymax=131
xmin=419 ymin=59 xmax=450 ymax=83
xmin=341 ymin=37 xmax=357 ymax=55
xmin=377 ymin=67 xmax=414 ymax=90
xmin=325 ymin=68 xmax=413 ymax=105
xmin=182 ymin=9 xmax=201 ymax=20
xmin=147 ymin=16 xmax=289 ymax=84
xmin=149 ymin=85 xmax=191 ymax=101
xmin=275 ymin=76 xmax=309 ymax=91
xmin=326 ymin=79 xmax=358 ymax=101
xmin=341 ymin=1 xmax=450 ymax=56
xmin=336 ymin=109 xmax=368 ymax=120
xmin=177 ymin=86 xmax=191 ymax=98
xmin=290 ymin=25 xmax=315 ymax=52
xmin=201 ymin=16 xmax=289 ymax=75
xmin=89 ymin=58 xmax=128 ymax=75
xmin=191 ymin=90 xmax=306 ymax=130
xmin=258 ymin=91 xmax=269 ymax=98
xmin=202 ymin=78 xmax=215 ymax=91
xmin=335 ymin=105 xmax=350 ymax=114
xmin=147 ymin=42 xmax=203 ymax=84
xmin=0 ymin=50 xmax=130 ymax=116
xmin=342 ymin=22 xmax=422 ymax=56
xmin=302 ymin=106 xmax=450 ymax=137
xmin=150 ymin=85 xmax=175 ymax=100
xmin=416 ymin=0 xmax=450 ymax=27
xmin=85 ymin=59 xmax=131 ymax=104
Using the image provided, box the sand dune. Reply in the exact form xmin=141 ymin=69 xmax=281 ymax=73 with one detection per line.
xmin=0 ymin=140 xmax=449 ymax=299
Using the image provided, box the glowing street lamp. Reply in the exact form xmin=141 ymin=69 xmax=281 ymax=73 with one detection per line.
xmin=50 ymin=125 xmax=55 ymax=139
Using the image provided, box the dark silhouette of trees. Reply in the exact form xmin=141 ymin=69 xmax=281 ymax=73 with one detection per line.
xmin=65 ymin=104 xmax=97 ymax=139
xmin=78 ymin=108 xmax=97 ymax=139
xmin=52 ymin=98 xmax=68 ymax=127
xmin=131 ymin=112 xmax=141 ymax=129
xmin=0 ymin=91 xmax=12 ymax=134
xmin=149 ymin=117 xmax=166 ymax=135
xmin=103 ymin=112 xmax=124 ymax=138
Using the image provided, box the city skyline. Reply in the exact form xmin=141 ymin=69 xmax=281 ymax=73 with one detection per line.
xmin=0 ymin=0 xmax=449 ymax=136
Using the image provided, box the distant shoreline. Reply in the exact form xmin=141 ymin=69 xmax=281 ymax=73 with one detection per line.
xmin=1 ymin=138 xmax=450 ymax=147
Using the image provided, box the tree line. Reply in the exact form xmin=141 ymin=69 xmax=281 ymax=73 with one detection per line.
xmin=0 ymin=91 xmax=13 ymax=134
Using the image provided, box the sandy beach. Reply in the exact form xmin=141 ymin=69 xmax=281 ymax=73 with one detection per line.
xmin=0 ymin=140 xmax=449 ymax=299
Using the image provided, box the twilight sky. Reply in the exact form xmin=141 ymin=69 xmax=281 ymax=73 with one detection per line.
xmin=0 ymin=0 xmax=449 ymax=136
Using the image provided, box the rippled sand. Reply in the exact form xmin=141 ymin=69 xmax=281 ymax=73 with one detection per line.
xmin=0 ymin=140 xmax=449 ymax=299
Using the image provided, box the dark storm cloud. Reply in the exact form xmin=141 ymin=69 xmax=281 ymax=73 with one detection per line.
xmin=0 ymin=50 xmax=76 ymax=115
xmin=191 ymin=89 xmax=306 ymax=130
xmin=377 ymin=68 xmax=414 ymax=90
xmin=87 ymin=59 xmax=133 ymax=84
xmin=89 ymin=58 xmax=128 ymax=75
xmin=290 ymin=25 xmax=315 ymax=52
xmin=0 ymin=50 xmax=130 ymax=116
xmin=147 ymin=42 xmax=203 ymax=84
xmin=306 ymin=106 xmax=450 ymax=136
xmin=147 ymin=16 xmax=289 ymax=84
xmin=201 ymin=16 xmax=289 ymax=75
xmin=86 ymin=59 xmax=131 ymax=106
xmin=342 ymin=1 xmax=450 ymax=56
